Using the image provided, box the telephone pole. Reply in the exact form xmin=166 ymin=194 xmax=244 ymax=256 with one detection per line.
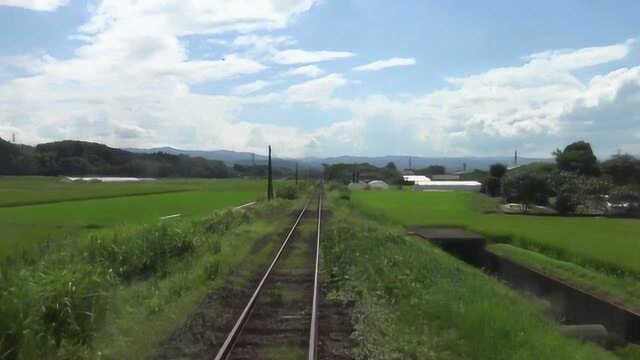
xmin=267 ymin=145 xmax=274 ymax=200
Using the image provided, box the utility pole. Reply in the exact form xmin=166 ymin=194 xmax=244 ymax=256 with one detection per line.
xmin=295 ymin=162 xmax=299 ymax=186
xmin=514 ymin=149 xmax=518 ymax=166
xmin=409 ymin=156 xmax=412 ymax=170
xmin=267 ymin=145 xmax=274 ymax=201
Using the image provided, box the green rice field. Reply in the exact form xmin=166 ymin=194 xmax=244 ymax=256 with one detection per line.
xmin=0 ymin=177 xmax=265 ymax=260
xmin=352 ymin=190 xmax=640 ymax=275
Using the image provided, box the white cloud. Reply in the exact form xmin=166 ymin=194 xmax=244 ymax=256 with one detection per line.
xmin=0 ymin=0 xmax=67 ymax=11
xmin=232 ymin=80 xmax=272 ymax=95
xmin=1 ymin=0 xmax=639 ymax=159
xmin=353 ymin=57 xmax=416 ymax=72
xmin=0 ymin=0 xmax=321 ymax=154
xmin=281 ymin=65 xmax=324 ymax=78
xmin=80 ymin=0 xmax=320 ymax=36
xmin=232 ymin=34 xmax=295 ymax=51
xmin=296 ymin=40 xmax=640 ymax=157
xmin=272 ymin=49 xmax=354 ymax=64
xmin=286 ymin=73 xmax=348 ymax=103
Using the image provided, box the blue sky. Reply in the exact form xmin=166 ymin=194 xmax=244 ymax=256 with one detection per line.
xmin=1 ymin=0 xmax=639 ymax=158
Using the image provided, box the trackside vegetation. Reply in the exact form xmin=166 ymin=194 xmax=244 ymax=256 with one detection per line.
xmin=351 ymin=190 xmax=640 ymax=277
xmin=0 ymin=198 xmax=299 ymax=358
xmin=322 ymin=190 xmax=613 ymax=359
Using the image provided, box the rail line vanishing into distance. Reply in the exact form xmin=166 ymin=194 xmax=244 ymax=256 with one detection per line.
xmin=214 ymin=187 xmax=323 ymax=360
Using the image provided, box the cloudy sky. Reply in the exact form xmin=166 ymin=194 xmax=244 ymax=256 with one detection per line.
xmin=1 ymin=1 xmax=639 ymax=158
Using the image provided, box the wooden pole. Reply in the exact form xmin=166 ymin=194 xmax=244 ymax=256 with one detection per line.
xmin=267 ymin=145 xmax=274 ymax=200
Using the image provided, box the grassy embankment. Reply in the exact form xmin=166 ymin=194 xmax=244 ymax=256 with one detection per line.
xmin=0 ymin=177 xmax=264 ymax=260
xmin=351 ymin=190 xmax=640 ymax=277
xmin=0 ymin=194 xmax=302 ymax=358
xmin=323 ymin=189 xmax=615 ymax=359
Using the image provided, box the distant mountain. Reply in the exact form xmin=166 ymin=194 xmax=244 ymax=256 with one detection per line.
xmin=126 ymin=146 xmax=303 ymax=168
xmin=126 ymin=146 xmax=551 ymax=172
xmin=0 ymin=140 xmax=231 ymax=178
xmin=303 ymin=155 xmax=551 ymax=172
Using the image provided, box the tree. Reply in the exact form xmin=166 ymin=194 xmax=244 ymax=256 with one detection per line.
xmin=601 ymin=154 xmax=640 ymax=185
xmin=547 ymin=171 xmax=612 ymax=215
xmin=487 ymin=163 xmax=508 ymax=197
xmin=503 ymin=173 xmax=551 ymax=212
xmin=385 ymin=162 xmax=397 ymax=171
xmin=489 ymin=163 xmax=507 ymax=179
xmin=553 ymin=141 xmax=600 ymax=176
xmin=267 ymin=145 xmax=274 ymax=201
xmin=415 ymin=165 xmax=445 ymax=176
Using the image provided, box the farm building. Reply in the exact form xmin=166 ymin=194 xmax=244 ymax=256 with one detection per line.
xmin=403 ymin=175 xmax=481 ymax=192
xmin=348 ymin=181 xmax=368 ymax=190
xmin=402 ymin=175 xmax=431 ymax=185
xmin=368 ymin=180 xmax=389 ymax=190
xmin=432 ymin=174 xmax=461 ymax=181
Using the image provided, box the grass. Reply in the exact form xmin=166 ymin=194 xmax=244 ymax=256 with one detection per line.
xmin=0 ymin=197 xmax=300 ymax=358
xmin=323 ymin=192 xmax=614 ymax=359
xmin=351 ymin=190 xmax=640 ymax=276
xmin=488 ymin=244 xmax=640 ymax=312
xmin=0 ymin=176 xmax=197 ymax=207
xmin=0 ymin=177 xmax=267 ymax=260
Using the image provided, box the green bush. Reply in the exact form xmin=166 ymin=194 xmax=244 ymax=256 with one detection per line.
xmin=0 ymin=263 xmax=112 ymax=358
xmin=201 ymin=209 xmax=251 ymax=234
xmin=555 ymin=193 xmax=578 ymax=215
xmin=276 ymin=183 xmax=298 ymax=200
xmin=486 ymin=176 xmax=501 ymax=197
xmin=86 ymin=223 xmax=196 ymax=280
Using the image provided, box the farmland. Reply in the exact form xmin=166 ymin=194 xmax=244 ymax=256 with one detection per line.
xmin=352 ymin=190 xmax=640 ymax=276
xmin=0 ymin=177 xmax=264 ymax=260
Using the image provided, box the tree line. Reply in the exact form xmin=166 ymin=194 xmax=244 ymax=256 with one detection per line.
xmin=0 ymin=138 xmax=293 ymax=179
xmin=485 ymin=141 xmax=640 ymax=215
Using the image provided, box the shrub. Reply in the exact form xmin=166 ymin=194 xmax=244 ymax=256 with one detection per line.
xmin=276 ymin=183 xmax=298 ymax=200
xmin=489 ymin=163 xmax=507 ymax=179
xmin=202 ymin=209 xmax=250 ymax=234
xmin=548 ymin=171 xmax=612 ymax=214
xmin=86 ymin=223 xmax=196 ymax=280
xmin=503 ymin=173 xmax=551 ymax=211
xmin=201 ymin=257 xmax=221 ymax=281
xmin=34 ymin=265 xmax=112 ymax=347
xmin=555 ymin=193 xmax=578 ymax=215
xmin=485 ymin=176 xmax=501 ymax=197
xmin=0 ymin=262 xmax=112 ymax=357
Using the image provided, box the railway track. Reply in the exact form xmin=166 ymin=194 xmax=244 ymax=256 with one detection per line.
xmin=214 ymin=189 xmax=323 ymax=360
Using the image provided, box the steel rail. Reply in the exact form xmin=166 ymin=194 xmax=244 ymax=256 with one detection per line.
xmin=214 ymin=193 xmax=315 ymax=360
xmin=308 ymin=190 xmax=322 ymax=360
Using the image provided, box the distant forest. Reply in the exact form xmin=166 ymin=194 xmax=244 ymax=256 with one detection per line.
xmin=0 ymin=138 xmax=292 ymax=178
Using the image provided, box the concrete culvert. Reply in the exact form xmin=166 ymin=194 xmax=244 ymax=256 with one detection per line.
xmin=559 ymin=324 xmax=608 ymax=344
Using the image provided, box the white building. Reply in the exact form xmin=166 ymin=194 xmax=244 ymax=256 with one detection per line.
xmin=368 ymin=180 xmax=390 ymax=189
xmin=404 ymin=174 xmax=480 ymax=191
xmin=402 ymin=175 xmax=431 ymax=185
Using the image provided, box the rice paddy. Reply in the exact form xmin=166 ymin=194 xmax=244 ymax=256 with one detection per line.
xmin=352 ymin=190 xmax=640 ymax=275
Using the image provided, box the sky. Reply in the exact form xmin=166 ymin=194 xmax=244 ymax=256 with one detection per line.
xmin=0 ymin=0 xmax=639 ymax=158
